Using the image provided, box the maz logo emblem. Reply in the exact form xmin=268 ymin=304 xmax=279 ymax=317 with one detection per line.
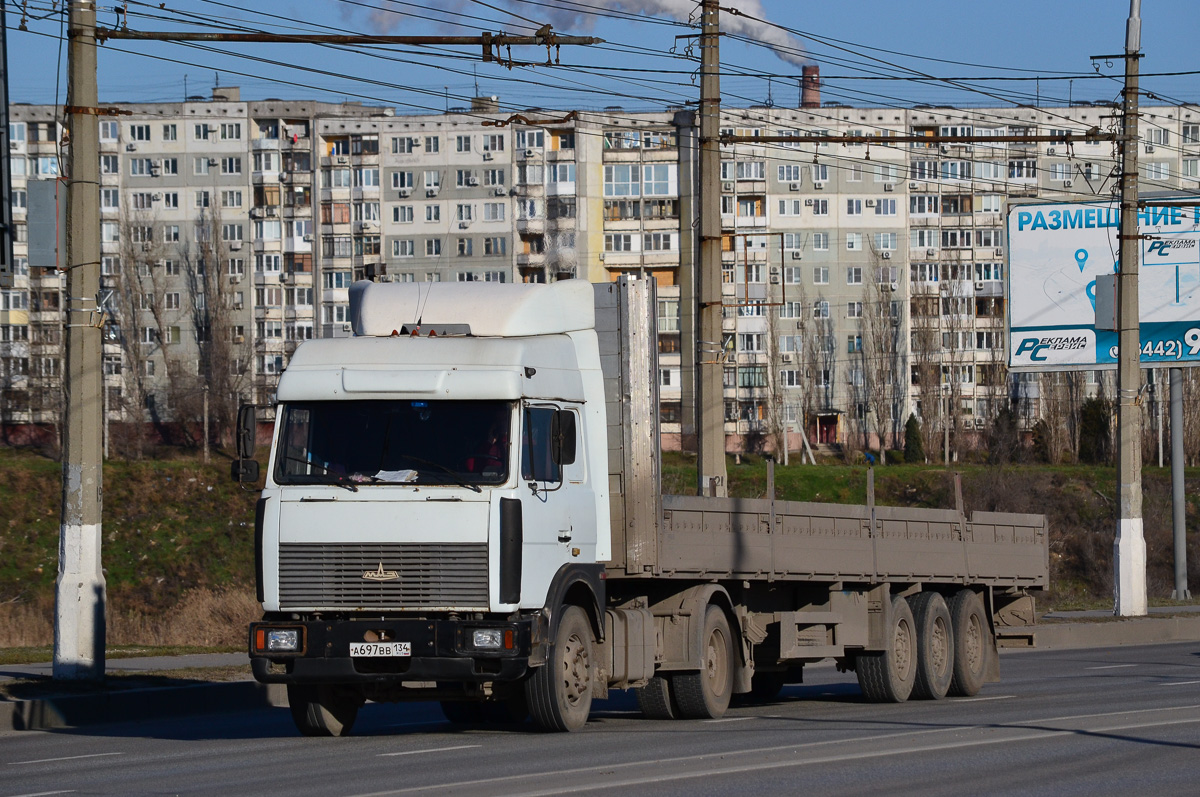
xmin=362 ymin=562 xmax=400 ymax=582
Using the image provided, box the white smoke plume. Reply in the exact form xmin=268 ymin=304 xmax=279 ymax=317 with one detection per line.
xmin=349 ymin=0 xmax=807 ymax=68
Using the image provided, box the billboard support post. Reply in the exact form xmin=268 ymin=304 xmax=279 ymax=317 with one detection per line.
xmin=1114 ymin=0 xmax=1145 ymax=617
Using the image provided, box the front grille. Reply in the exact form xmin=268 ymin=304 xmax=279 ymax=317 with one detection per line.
xmin=278 ymin=543 xmax=489 ymax=609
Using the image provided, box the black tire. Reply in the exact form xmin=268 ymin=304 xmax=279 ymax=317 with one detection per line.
xmin=948 ymin=589 xmax=991 ymax=697
xmin=856 ymin=596 xmax=917 ymax=703
xmin=526 ymin=605 xmax=594 ymax=732
xmin=673 ymin=605 xmax=735 ymax=719
xmin=288 ymin=684 xmax=362 ymax=737
xmin=909 ymin=591 xmax=954 ymax=700
xmin=635 ymin=675 xmax=679 ymax=719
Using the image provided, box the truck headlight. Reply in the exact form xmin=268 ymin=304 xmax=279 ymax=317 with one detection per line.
xmin=265 ymin=628 xmax=300 ymax=652
xmin=472 ymin=628 xmax=504 ymax=649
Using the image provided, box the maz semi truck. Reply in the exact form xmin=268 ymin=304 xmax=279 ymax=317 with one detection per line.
xmin=233 ymin=277 xmax=1048 ymax=735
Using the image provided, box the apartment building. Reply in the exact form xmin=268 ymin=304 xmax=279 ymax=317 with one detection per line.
xmin=5 ymin=87 xmax=1199 ymax=454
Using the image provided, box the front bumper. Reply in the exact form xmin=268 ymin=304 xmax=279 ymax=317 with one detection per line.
xmin=249 ymin=615 xmax=546 ymax=685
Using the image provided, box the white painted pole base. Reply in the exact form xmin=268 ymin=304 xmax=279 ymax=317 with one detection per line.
xmin=1113 ymin=519 xmax=1147 ymax=617
xmin=54 ymin=522 xmax=107 ymax=680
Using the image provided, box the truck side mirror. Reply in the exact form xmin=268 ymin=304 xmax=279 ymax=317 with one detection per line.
xmin=232 ymin=404 xmax=260 ymax=484
xmin=236 ymin=404 xmax=258 ymax=459
xmin=551 ymin=409 xmax=576 ymax=466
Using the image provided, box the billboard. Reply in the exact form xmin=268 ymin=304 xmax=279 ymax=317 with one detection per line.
xmin=1007 ymin=201 xmax=1200 ymax=370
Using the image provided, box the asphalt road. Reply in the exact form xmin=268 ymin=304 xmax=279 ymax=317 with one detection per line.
xmin=4 ymin=642 xmax=1199 ymax=797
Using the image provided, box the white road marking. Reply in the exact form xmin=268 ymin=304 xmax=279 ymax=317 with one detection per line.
xmin=7 ymin=791 xmax=77 ymax=797
xmin=1161 ymin=680 xmax=1200 ymax=686
xmin=1085 ymin=664 xmax=1138 ymax=670
xmin=344 ymin=703 xmax=1200 ymax=797
xmin=378 ymin=744 xmax=481 ymax=758
xmin=703 ymin=716 xmax=756 ymax=724
xmin=8 ymin=752 xmax=123 ymax=766
xmin=956 ymin=695 xmax=1016 ymax=703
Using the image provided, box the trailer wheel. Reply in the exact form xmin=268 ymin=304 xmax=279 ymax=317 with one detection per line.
xmin=634 ymin=675 xmax=679 ymax=719
xmin=948 ymin=589 xmax=990 ymax=697
xmin=673 ymin=605 xmax=734 ymax=719
xmin=526 ymin=605 xmax=594 ymax=732
xmin=288 ymin=684 xmax=362 ymax=737
xmin=909 ymin=592 xmax=954 ymax=700
xmin=856 ymin=596 xmax=916 ymax=703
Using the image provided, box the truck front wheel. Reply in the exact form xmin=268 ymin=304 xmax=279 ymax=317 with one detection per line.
xmin=287 ymin=684 xmax=362 ymax=737
xmin=526 ymin=605 xmax=594 ymax=732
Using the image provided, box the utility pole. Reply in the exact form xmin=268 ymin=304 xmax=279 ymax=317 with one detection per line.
xmin=1170 ymin=367 xmax=1189 ymax=599
xmin=56 ymin=0 xmax=106 ymax=680
xmin=1114 ymin=0 xmax=1146 ymax=617
xmin=0 ymin=0 xmax=14 ymax=290
xmin=202 ymin=386 xmax=210 ymax=464
xmin=696 ymin=0 xmax=727 ymax=497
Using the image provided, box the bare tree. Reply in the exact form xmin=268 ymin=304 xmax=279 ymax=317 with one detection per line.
xmin=909 ymin=286 xmax=942 ymax=463
xmin=859 ymin=258 xmax=905 ymax=463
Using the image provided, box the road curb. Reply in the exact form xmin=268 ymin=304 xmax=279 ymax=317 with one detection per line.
xmin=1 ymin=681 xmax=287 ymax=732
xmin=1029 ymin=616 xmax=1200 ymax=650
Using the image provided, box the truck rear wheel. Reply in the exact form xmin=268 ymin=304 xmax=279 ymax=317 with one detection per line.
xmin=948 ymin=589 xmax=990 ymax=697
xmin=526 ymin=605 xmax=594 ymax=732
xmin=909 ymin=591 xmax=954 ymax=700
xmin=673 ymin=605 xmax=734 ymax=719
xmin=635 ymin=675 xmax=679 ymax=719
xmin=856 ymin=596 xmax=916 ymax=703
xmin=287 ymin=684 xmax=362 ymax=737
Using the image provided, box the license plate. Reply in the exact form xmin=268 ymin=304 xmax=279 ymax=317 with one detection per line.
xmin=350 ymin=641 xmax=411 ymax=657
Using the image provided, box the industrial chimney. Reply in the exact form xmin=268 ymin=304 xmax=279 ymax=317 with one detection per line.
xmin=801 ymin=66 xmax=820 ymax=108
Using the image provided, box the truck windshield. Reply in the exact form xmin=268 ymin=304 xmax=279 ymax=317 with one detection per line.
xmin=274 ymin=400 xmax=512 ymax=488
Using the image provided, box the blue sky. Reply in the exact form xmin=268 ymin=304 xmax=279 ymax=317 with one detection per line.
xmin=6 ymin=1 xmax=1199 ymax=113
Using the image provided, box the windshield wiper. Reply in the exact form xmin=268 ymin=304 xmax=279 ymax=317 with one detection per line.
xmin=280 ymin=455 xmax=359 ymax=492
xmin=392 ymin=454 xmax=482 ymax=493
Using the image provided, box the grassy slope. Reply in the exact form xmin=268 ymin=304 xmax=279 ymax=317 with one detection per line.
xmin=2 ymin=449 xmax=1197 ymax=618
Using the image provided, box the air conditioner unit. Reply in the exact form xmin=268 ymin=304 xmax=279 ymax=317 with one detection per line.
xmin=230 ymin=241 xmax=243 ymax=250
xmin=974 ymin=280 xmax=985 ymax=290
xmin=279 ymin=273 xmax=289 ymax=283
xmin=865 ymin=199 xmax=876 ymax=207
xmin=721 ymin=182 xmax=734 ymax=192
xmin=493 ymin=187 xmax=507 ymax=196
xmin=814 ymin=181 xmax=826 ymax=189
xmin=207 ymin=158 xmax=218 ymax=166
xmin=233 ymin=335 xmax=245 ymax=344
xmin=266 ymin=207 xmax=278 ymax=217
xmin=467 ymin=176 xmax=479 ymax=186
xmin=881 ymin=251 xmax=892 ymax=259
xmin=336 ymin=156 xmax=349 ymax=164
xmin=280 ymin=173 xmax=290 ymax=183
xmin=909 ymin=182 xmax=920 ymax=189
xmin=398 ymin=188 xmax=412 ymax=197
xmin=250 ymin=207 xmax=263 ymax=218
xmin=889 ymin=282 xmax=899 ymax=292
xmin=781 ymin=353 xmax=793 ymax=363
xmin=788 ymin=183 xmax=800 ymax=191
xmin=926 ymin=248 xmax=937 ymax=256
xmin=140 ymin=242 xmax=152 ymax=252
xmin=1144 ymin=144 xmax=1155 ymax=154
xmin=524 ymin=149 xmax=536 ymax=157
xmin=126 ymin=144 xmax=137 ymax=152
xmin=795 ymin=321 xmax=804 ymax=329
xmin=151 ymin=193 xmax=161 ymax=201
xmin=804 ymin=199 xmax=814 ymax=206
xmin=974 ymin=417 xmax=985 ymax=428
xmin=883 ymin=183 xmax=894 ymax=192
xmin=8 ymin=141 xmax=18 ymax=150
xmin=229 ymin=275 xmax=241 ymax=285
xmin=303 ymin=234 xmax=313 ymax=242
xmin=233 ymin=301 xmax=243 ymax=309
xmin=1047 ymin=147 xmax=1057 ymax=156
xmin=342 ymin=323 xmax=352 ymax=332
xmin=890 ymin=317 xmax=900 ymax=327
xmin=1063 ymin=180 xmax=1073 ymax=188
xmin=483 ymin=152 xmax=493 ymax=161
xmin=994 ymin=248 xmax=1004 ymax=256
xmin=426 ymin=188 xmax=439 ymax=197
xmin=458 ymin=221 xmax=470 ymax=229
xmin=940 ymin=145 xmax=949 ymax=154
xmin=790 ymin=251 xmax=803 ymax=260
